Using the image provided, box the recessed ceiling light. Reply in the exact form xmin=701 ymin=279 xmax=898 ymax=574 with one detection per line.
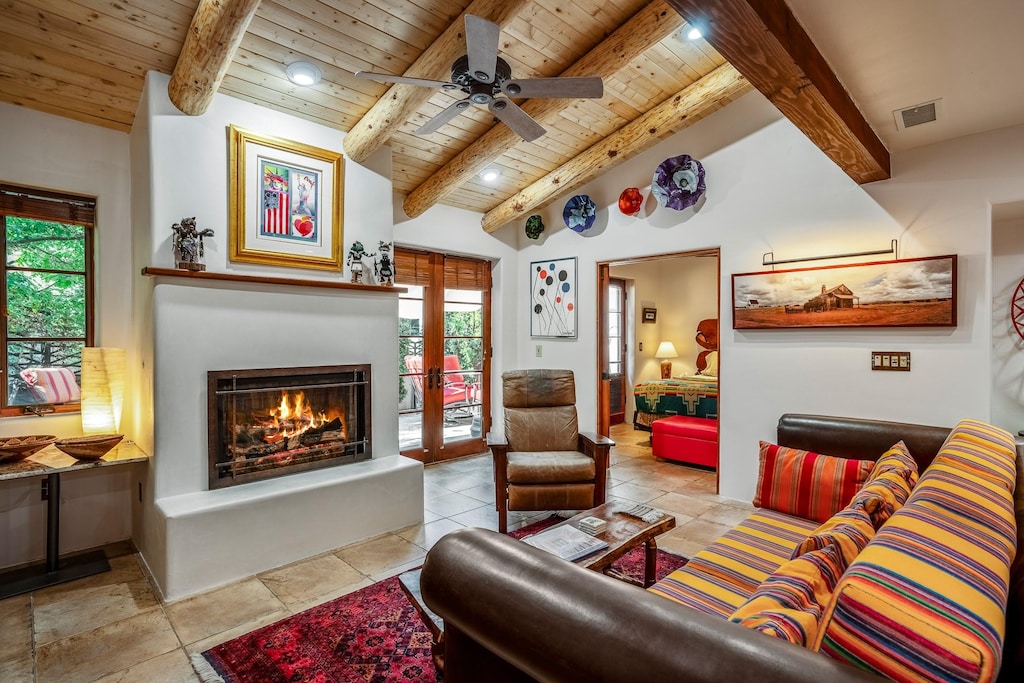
xmin=286 ymin=61 xmax=322 ymax=87
xmin=687 ymin=27 xmax=702 ymax=40
xmin=479 ymin=168 xmax=500 ymax=183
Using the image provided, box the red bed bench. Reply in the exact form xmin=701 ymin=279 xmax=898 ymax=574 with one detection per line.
xmin=651 ymin=415 xmax=717 ymax=468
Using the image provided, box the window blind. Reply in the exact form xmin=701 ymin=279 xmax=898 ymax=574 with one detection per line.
xmin=0 ymin=184 xmax=96 ymax=226
xmin=395 ymin=248 xmax=491 ymax=291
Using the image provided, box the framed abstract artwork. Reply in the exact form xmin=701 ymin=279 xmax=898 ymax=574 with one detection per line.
xmin=228 ymin=125 xmax=344 ymax=270
xmin=531 ymin=257 xmax=577 ymax=338
xmin=732 ymin=255 xmax=957 ymax=329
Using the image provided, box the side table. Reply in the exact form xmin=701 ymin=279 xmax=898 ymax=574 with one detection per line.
xmin=0 ymin=442 xmax=148 ymax=599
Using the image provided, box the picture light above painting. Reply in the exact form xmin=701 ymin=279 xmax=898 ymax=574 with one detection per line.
xmin=732 ymin=255 xmax=957 ymax=329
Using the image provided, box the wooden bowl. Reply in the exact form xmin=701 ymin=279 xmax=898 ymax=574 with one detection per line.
xmin=54 ymin=434 xmax=124 ymax=461
xmin=0 ymin=435 xmax=57 ymax=464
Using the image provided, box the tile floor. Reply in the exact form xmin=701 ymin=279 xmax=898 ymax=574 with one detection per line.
xmin=0 ymin=423 xmax=753 ymax=682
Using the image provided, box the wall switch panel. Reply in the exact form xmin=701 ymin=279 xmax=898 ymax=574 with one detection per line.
xmin=871 ymin=351 xmax=911 ymax=371
xmin=535 ymin=344 xmax=542 ymax=358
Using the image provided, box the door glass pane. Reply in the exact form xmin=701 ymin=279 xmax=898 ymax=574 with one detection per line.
xmin=443 ymin=288 xmax=483 ymax=447
xmin=399 ymin=286 xmax=425 ymax=451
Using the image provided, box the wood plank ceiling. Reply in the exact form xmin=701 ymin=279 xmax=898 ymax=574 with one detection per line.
xmin=2 ymin=1 xmax=880 ymax=230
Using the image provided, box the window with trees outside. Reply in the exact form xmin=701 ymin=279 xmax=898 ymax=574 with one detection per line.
xmin=1 ymin=184 xmax=94 ymax=416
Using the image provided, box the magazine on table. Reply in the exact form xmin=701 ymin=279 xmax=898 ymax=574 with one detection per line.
xmin=522 ymin=523 xmax=609 ymax=561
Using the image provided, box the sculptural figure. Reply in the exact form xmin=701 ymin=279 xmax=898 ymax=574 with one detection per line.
xmin=375 ymin=241 xmax=394 ymax=286
xmin=171 ymin=217 xmax=214 ymax=271
xmin=346 ymin=241 xmax=375 ymax=284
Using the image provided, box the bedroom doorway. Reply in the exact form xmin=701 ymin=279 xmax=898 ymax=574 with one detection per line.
xmin=597 ymin=249 xmax=721 ymax=475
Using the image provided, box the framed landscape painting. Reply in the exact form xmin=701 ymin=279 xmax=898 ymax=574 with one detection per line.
xmin=531 ymin=257 xmax=577 ymax=338
xmin=228 ymin=125 xmax=344 ymax=271
xmin=732 ymin=255 xmax=957 ymax=329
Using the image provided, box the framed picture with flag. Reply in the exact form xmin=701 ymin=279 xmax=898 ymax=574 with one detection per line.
xmin=228 ymin=125 xmax=344 ymax=270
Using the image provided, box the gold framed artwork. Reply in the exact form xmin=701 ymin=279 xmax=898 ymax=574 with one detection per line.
xmin=228 ymin=125 xmax=344 ymax=271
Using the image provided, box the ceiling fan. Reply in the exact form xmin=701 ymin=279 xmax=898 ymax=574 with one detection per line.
xmin=355 ymin=14 xmax=604 ymax=142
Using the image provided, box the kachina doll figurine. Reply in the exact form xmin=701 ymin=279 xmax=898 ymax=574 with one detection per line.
xmin=375 ymin=241 xmax=394 ymax=286
xmin=171 ymin=217 xmax=214 ymax=271
xmin=346 ymin=241 xmax=375 ymax=284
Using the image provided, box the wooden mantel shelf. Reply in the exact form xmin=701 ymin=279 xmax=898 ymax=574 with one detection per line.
xmin=141 ymin=267 xmax=406 ymax=293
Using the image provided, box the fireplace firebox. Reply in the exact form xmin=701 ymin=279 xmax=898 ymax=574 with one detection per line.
xmin=207 ymin=365 xmax=371 ymax=489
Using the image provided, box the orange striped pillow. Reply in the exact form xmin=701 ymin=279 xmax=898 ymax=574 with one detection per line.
xmin=730 ymin=542 xmax=848 ymax=646
xmin=754 ymin=442 xmax=874 ymax=524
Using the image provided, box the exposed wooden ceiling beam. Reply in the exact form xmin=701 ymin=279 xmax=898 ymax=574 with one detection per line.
xmin=665 ymin=0 xmax=889 ymax=183
xmin=402 ymin=0 xmax=685 ymax=219
xmin=481 ymin=64 xmax=750 ymax=232
xmin=342 ymin=0 xmax=532 ymax=164
xmin=168 ymin=0 xmax=262 ymax=116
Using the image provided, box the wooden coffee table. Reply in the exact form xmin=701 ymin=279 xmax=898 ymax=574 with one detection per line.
xmin=553 ymin=501 xmax=676 ymax=588
xmin=400 ymin=502 xmax=677 ymax=671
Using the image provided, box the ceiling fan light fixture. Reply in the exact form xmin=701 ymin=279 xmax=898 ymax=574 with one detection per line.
xmin=479 ymin=168 xmax=501 ymax=183
xmin=286 ymin=61 xmax=322 ymax=87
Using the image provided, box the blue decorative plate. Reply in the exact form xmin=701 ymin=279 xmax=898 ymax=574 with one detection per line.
xmin=563 ymin=194 xmax=596 ymax=232
xmin=651 ymin=155 xmax=705 ymax=210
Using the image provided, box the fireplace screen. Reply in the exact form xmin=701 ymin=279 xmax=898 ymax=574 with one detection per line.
xmin=208 ymin=365 xmax=371 ymax=489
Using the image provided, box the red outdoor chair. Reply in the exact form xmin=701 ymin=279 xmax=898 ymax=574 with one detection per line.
xmin=405 ymin=355 xmax=477 ymax=409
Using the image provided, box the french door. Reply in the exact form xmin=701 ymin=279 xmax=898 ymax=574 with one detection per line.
xmin=396 ymin=248 xmax=490 ymax=463
xmin=606 ymin=277 xmax=627 ymax=425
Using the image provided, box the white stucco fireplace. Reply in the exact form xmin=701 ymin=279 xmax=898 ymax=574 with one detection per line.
xmin=141 ymin=280 xmax=422 ymax=602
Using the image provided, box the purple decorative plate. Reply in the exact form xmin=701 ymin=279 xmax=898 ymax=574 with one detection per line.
xmin=651 ymin=155 xmax=705 ymax=210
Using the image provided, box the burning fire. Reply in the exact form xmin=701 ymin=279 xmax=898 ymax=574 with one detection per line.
xmin=264 ymin=390 xmax=331 ymax=443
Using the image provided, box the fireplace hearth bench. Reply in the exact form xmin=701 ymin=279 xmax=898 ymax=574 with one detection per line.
xmin=420 ymin=414 xmax=1024 ymax=683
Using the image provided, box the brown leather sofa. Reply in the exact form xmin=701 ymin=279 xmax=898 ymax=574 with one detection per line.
xmin=421 ymin=414 xmax=1024 ymax=683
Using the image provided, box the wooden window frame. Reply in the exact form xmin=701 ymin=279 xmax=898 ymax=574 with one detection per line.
xmin=0 ymin=184 xmax=95 ymax=417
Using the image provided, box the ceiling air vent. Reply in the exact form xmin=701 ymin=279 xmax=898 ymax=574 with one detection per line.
xmin=894 ymin=99 xmax=942 ymax=131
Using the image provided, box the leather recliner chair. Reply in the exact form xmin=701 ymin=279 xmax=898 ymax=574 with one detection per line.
xmin=489 ymin=369 xmax=613 ymax=533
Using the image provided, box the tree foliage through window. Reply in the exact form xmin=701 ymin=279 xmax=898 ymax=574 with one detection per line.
xmin=1 ymin=190 xmax=93 ymax=413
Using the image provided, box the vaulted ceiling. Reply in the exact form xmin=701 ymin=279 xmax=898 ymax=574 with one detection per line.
xmin=2 ymin=1 xmax=1021 ymax=231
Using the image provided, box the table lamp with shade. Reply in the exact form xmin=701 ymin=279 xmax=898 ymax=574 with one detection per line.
xmin=655 ymin=341 xmax=678 ymax=379
xmin=80 ymin=347 xmax=125 ymax=435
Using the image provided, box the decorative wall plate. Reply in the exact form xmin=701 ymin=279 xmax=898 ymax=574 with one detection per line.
xmin=618 ymin=187 xmax=643 ymax=216
xmin=563 ymin=195 xmax=596 ymax=232
xmin=652 ymin=154 xmax=705 ymax=210
xmin=525 ymin=214 xmax=545 ymax=239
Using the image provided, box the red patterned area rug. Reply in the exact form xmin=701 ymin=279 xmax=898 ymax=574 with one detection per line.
xmin=196 ymin=517 xmax=687 ymax=683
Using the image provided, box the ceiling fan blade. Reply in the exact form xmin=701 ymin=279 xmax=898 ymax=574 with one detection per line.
xmin=464 ymin=14 xmax=500 ymax=83
xmin=416 ymin=98 xmax=473 ymax=135
xmin=488 ymin=98 xmax=546 ymax=142
xmin=502 ymin=77 xmax=605 ymax=99
xmin=355 ymin=71 xmax=458 ymax=90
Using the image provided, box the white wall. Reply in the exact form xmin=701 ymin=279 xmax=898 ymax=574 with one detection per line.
xmin=0 ymin=103 xmax=136 ymax=569
xmin=992 ymin=210 xmax=1024 ymax=432
xmin=401 ymin=91 xmax=1024 ymax=503
xmin=134 ymin=73 xmax=422 ymax=600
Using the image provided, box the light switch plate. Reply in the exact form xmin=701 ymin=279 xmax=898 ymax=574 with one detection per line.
xmin=871 ymin=351 xmax=911 ymax=371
